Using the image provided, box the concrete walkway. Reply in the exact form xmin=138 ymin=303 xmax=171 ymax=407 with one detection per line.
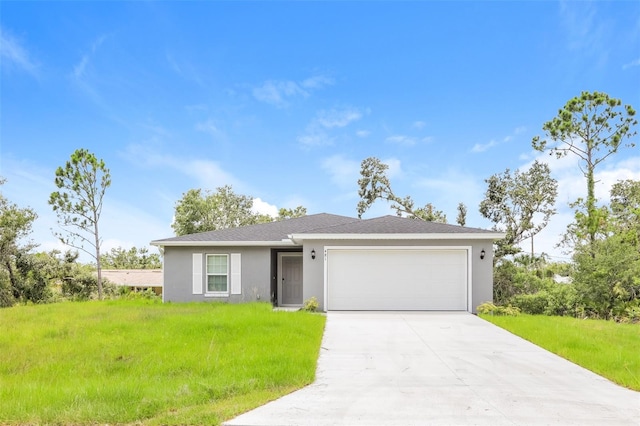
xmin=225 ymin=312 xmax=640 ymax=425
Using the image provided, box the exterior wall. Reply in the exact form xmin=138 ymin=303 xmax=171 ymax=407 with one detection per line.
xmin=302 ymin=239 xmax=495 ymax=313
xmin=163 ymin=246 xmax=271 ymax=303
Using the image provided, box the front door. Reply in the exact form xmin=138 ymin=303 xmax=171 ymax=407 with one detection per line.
xmin=279 ymin=253 xmax=303 ymax=306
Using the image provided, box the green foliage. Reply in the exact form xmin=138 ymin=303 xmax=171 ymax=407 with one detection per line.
xmin=456 ymin=202 xmax=467 ymax=226
xmin=573 ymin=232 xmax=640 ymax=319
xmin=511 ymin=284 xmax=578 ymax=317
xmin=301 ymin=296 xmax=319 ymax=312
xmin=0 ymin=301 xmax=326 ymax=425
xmin=49 ymin=149 xmax=111 ymax=299
xmin=0 ymin=178 xmax=40 ymax=306
xmin=476 ymin=302 xmax=520 ymax=316
xmin=357 ymin=157 xmax=448 ymax=222
xmin=532 ymin=91 xmax=637 ymax=251
xmin=117 ymin=286 xmax=161 ymax=301
xmin=172 ymin=185 xmax=306 ymax=236
xmin=100 ymin=246 xmax=162 ymax=269
xmin=277 ymin=206 xmax=307 ymax=221
xmin=481 ymin=314 xmax=640 ymax=391
xmin=479 ymin=160 xmax=557 ymax=259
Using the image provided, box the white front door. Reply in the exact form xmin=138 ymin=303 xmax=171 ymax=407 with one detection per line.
xmin=278 ymin=253 xmax=303 ymax=306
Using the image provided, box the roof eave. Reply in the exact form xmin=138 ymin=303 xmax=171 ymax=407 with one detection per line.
xmin=289 ymin=233 xmax=506 ymax=243
xmin=150 ymin=239 xmax=297 ymax=248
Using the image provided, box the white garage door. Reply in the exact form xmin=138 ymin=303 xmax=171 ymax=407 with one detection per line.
xmin=327 ymin=248 xmax=468 ymax=311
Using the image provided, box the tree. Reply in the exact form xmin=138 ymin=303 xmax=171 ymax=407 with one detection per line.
xmin=610 ymin=179 xmax=640 ymax=236
xmin=532 ymin=91 xmax=637 ymax=254
xmin=0 ymin=178 xmax=38 ymax=306
xmin=572 ymin=180 xmax=640 ymax=318
xmin=357 ymin=157 xmax=447 ymax=222
xmin=49 ymin=149 xmax=111 ymax=299
xmin=277 ymin=206 xmax=307 ymax=221
xmin=172 ymin=185 xmax=306 ymax=236
xmin=479 ymin=160 xmax=558 ymax=259
xmin=100 ymin=246 xmax=162 ymax=269
xmin=456 ymin=203 xmax=467 ymax=226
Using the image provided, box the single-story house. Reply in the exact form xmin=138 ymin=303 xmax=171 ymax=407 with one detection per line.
xmin=150 ymin=213 xmax=505 ymax=313
xmin=101 ymin=269 xmax=163 ymax=295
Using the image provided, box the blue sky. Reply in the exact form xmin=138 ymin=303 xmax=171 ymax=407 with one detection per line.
xmin=1 ymin=1 xmax=639 ymax=262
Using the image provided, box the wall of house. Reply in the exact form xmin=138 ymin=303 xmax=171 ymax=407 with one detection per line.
xmin=163 ymin=246 xmax=272 ymax=303
xmin=301 ymin=239 xmax=495 ymax=313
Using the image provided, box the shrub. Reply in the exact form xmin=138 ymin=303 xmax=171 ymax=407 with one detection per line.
xmin=301 ymin=296 xmax=319 ymax=312
xmin=477 ymin=302 xmax=520 ymax=316
xmin=511 ymin=292 xmax=548 ymax=315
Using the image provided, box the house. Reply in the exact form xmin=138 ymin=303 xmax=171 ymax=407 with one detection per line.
xmin=150 ymin=213 xmax=505 ymax=313
xmin=101 ymin=269 xmax=163 ymax=295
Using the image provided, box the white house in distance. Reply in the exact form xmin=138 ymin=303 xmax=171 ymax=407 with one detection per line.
xmin=151 ymin=213 xmax=504 ymax=313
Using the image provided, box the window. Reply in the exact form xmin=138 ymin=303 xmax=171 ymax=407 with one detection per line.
xmin=206 ymin=254 xmax=228 ymax=294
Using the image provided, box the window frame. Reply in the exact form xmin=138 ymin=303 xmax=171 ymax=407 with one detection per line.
xmin=205 ymin=254 xmax=229 ymax=296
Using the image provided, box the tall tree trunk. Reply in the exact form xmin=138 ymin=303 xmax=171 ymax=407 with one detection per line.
xmin=530 ymin=235 xmax=534 ymax=260
xmin=94 ymin=220 xmax=103 ymax=300
xmin=5 ymin=260 xmax=20 ymax=300
xmin=587 ymin=163 xmax=597 ymax=258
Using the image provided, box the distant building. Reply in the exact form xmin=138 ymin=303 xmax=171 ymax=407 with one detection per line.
xmin=101 ymin=269 xmax=163 ymax=295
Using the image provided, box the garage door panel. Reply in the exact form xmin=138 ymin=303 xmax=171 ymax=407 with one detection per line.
xmin=327 ymin=249 xmax=467 ymax=311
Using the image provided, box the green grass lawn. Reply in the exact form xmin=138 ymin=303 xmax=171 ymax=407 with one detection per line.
xmin=480 ymin=314 xmax=640 ymax=391
xmin=0 ymin=300 xmax=326 ymax=425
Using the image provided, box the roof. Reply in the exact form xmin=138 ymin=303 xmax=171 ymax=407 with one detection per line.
xmin=101 ymin=269 xmax=163 ymax=287
xmin=151 ymin=213 xmax=505 ymax=247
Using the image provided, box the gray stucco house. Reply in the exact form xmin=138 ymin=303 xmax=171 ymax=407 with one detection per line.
xmin=151 ymin=213 xmax=504 ymax=313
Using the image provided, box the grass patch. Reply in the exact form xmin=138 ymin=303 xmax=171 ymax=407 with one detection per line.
xmin=0 ymin=300 xmax=326 ymax=425
xmin=480 ymin=314 xmax=640 ymax=391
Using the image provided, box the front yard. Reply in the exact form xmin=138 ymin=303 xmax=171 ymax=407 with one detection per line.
xmin=481 ymin=314 xmax=640 ymax=391
xmin=0 ymin=300 xmax=326 ymax=425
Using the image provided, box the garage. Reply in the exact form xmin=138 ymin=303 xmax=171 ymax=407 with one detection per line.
xmin=326 ymin=248 xmax=469 ymax=311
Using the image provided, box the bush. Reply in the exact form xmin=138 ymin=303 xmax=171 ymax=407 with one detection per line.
xmin=301 ymin=296 xmax=319 ymax=312
xmin=477 ymin=302 xmax=520 ymax=316
xmin=0 ymin=270 xmax=14 ymax=308
xmin=511 ymin=292 xmax=548 ymax=315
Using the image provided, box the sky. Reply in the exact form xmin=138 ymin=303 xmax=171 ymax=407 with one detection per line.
xmin=1 ymin=0 xmax=639 ymax=263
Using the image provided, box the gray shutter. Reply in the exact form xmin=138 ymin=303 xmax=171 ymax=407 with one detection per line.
xmin=230 ymin=253 xmax=241 ymax=295
xmin=192 ymin=253 xmax=203 ymax=295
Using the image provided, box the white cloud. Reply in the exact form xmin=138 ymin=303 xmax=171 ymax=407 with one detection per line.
xmin=73 ymin=35 xmax=106 ymax=80
xmin=386 ymin=135 xmax=432 ymax=146
xmin=413 ymin=121 xmax=427 ymax=129
xmin=356 ymin=130 xmax=371 ymax=138
xmin=298 ymin=131 xmax=334 ymax=147
xmin=471 ymin=139 xmax=498 ymax=153
xmin=316 ymin=107 xmax=363 ymax=129
xmin=123 ymin=144 xmax=240 ymax=189
xmin=386 ymin=135 xmax=417 ymax=146
xmin=382 ymin=157 xmax=403 ymax=179
xmin=622 ymin=58 xmax=640 ymax=70
xmin=0 ymin=27 xmax=39 ymax=76
xmin=300 ymin=75 xmax=334 ymax=89
xmin=321 ymin=155 xmax=361 ymax=190
xmin=252 ymin=198 xmax=279 ymax=217
xmin=471 ymin=126 xmax=526 ymax=153
xmin=558 ymin=1 xmax=610 ymax=67
xmin=195 ymin=119 xmax=221 ymax=138
xmin=298 ymin=106 xmax=364 ymax=148
xmin=253 ymin=74 xmax=333 ymax=108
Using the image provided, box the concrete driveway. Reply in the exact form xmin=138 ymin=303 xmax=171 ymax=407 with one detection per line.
xmin=225 ymin=312 xmax=640 ymax=425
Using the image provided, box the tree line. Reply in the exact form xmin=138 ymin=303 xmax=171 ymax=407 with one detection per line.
xmin=1 ymin=91 xmax=637 ymax=320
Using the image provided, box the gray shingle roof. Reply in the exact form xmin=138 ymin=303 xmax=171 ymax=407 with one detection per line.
xmin=298 ymin=215 xmax=494 ymax=234
xmin=151 ymin=213 xmax=501 ymax=246
xmin=151 ymin=213 xmax=358 ymax=243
